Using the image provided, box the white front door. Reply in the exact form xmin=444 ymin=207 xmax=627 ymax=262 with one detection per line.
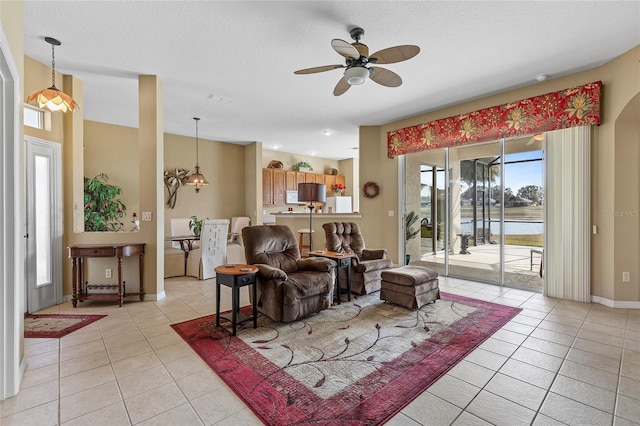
xmin=26 ymin=137 xmax=62 ymax=313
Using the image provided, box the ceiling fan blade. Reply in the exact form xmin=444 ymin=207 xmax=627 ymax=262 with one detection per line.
xmin=331 ymin=39 xmax=360 ymax=59
xmin=370 ymin=45 xmax=420 ymax=64
xmin=333 ymin=77 xmax=351 ymax=96
xmin=294 ymin=65 xmax=344 ymax=75
xmin=370 ymin=67 xmax=402 ymax=87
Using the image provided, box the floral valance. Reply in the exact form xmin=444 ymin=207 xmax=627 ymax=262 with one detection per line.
xmin=387 ymin=81 xmax=602 ymax=158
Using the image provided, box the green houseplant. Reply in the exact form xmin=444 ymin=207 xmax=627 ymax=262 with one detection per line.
xmin=189 ymin=215 xmax=208 ymax=237
xmin=293 ymin=161 xmax=313 ymax=172
xmin=84 ymin=173 xmax=127 ymax=232
xmin=404 ymin=211 xmax=421 ymax=265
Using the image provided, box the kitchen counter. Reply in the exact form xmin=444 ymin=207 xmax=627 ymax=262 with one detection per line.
xmin=270 ymin=213 xmax=362 ymax=253
xmin=271 ymin=212 xmax=361 ymax=218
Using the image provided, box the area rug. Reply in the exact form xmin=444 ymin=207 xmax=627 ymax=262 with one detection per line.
xmin=24 ymin=314 xmax=106 ymax=338
xmin=171 ymin=292 xmax=521 ymax=425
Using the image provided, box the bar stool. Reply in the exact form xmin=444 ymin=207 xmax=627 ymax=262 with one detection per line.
xmin=297 ymin=228 xmax=314 ymax=257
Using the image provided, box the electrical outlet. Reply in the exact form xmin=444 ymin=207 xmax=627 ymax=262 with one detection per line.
xmin=622 ymin=272 xmax=630 ymax=282
xmin=142 ymin=211 xmax=152 ymax=222
xmin=388 ymin=210 xmax=394 ymax=217
xmin=106 ymin=268 xmax=112 ymax=278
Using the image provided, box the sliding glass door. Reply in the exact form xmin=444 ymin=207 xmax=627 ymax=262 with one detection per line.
xmin=404 ymin=135 xmax=544 ymax=290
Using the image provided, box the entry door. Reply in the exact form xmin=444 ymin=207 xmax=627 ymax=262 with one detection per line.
xmin=26 ymin=138 xmax=62 ymax=313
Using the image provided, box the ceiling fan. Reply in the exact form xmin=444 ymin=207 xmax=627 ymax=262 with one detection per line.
xmin=294 ymin=27 xmax=420 ymax=96
xmin=526 ymin=133 xmax=545 ymax=145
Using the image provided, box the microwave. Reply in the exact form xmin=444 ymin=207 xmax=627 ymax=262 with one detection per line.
xmin=286 ymin=190 xmax=303 ymax=204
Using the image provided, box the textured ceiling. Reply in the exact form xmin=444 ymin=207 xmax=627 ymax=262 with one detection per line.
xmin=23 ymin=1 xmax=640 ymax=160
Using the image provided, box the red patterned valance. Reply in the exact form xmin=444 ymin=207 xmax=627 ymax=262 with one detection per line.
xmin=387 ymin=81 xmax=601 ymax=158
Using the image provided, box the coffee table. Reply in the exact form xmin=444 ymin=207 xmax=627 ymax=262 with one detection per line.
xmin=214 ymin=264 xmax=258 ymax=336
xmin=309 ymin=250 xmax=356 ymax=304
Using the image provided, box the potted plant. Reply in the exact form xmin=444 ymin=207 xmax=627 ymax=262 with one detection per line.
xmin=293 ymin=161 xmax=313 ymax=172
xmin=404 ymin=211 xmax=420 ymax=265
xmin=189 ymin=215 xmax=208 ymax=237
xmin=84 ymin=173 xmax=127 ymax=232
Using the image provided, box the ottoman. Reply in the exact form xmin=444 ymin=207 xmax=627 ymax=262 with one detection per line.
xmin=380 ymin=266 xmax=440 ymax=309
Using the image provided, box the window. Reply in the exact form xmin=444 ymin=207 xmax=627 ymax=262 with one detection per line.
xmin=24 ymin=105 xmax=51 ymax=130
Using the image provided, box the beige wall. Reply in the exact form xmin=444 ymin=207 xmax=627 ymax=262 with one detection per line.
xmin=359 ymin=45 xmax=640 ymax=303
xmin=163 ymin=132 xmax=246 ymax=235
xmin=262 ymin=149 xmax=340 ymax=174
xmin=84 ymin=121 xmax=140 ymax=218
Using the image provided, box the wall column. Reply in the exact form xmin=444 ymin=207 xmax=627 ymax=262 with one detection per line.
xmin=138 ymin=75 xmax=164 ymax=299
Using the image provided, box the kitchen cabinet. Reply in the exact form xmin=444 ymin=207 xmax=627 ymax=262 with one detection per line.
xmin=263 ymin=168 xmax=286 ymax=206
xmin=325 ymin=175 xmax=336 ymax=194
xmin=262 ymin=169 xmax=274 ymax=205
xmin=263 ymin=169 xmax=346 ymax=206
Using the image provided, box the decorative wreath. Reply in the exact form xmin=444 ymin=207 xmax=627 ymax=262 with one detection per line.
xmin=362 ymin=181 xmax=380 ymax=199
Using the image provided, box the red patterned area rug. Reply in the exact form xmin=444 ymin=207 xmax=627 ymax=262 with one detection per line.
xmin=24 ymin=314 xmax=106 ymax=338
xmin=171 ymin=292 xmax=521 ymax=425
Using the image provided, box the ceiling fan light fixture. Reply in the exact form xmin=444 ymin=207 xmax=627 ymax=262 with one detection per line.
xmin=344 ymin=66 xmax=369 ymax=85
xmin=27 ymin=37 xmax=78 ymax=113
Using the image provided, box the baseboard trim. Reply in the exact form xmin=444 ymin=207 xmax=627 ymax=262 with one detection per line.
xmin=591 ymin=295 xmax=640 ymax=309
xmin=62 ymin=292 xmax=166 ymax=302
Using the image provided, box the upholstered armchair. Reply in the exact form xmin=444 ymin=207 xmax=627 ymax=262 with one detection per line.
xmin=242 ymin=225 xmax=335 ymax=323
xmin=323 ymin=222 xmax=393 ymax=295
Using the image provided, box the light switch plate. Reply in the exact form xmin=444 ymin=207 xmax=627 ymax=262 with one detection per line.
xmin=142 ymin=211 xmax=152 ymax=222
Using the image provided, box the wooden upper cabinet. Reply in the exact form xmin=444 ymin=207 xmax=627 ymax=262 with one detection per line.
xmin=263 ymin=169 xmax=347 ymax=205
xmin=262 ymin=169 xmax=274 ymax=205
xmin=325 ymin=175 xmax=336 ymax=193
xmin=296 ymin=172 xmax=306 ymax=187
xmin=285 ymin=171 xmax=297 ymax=191
xmin=273 ymin=169 xmax=286 ymax=206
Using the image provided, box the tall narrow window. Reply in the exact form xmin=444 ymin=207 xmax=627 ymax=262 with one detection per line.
xmin=35 ymin=154 xmax=52 ymax=286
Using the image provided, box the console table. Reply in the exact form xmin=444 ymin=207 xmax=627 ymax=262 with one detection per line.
xmin=68 ymin=243 xmax=145 ymax=307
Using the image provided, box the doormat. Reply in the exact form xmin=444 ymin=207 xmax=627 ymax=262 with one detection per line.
xmin=24 ymin=314 xmax=106 ymax=338
xmin=171 ymin=292 xmax=521 ymax=425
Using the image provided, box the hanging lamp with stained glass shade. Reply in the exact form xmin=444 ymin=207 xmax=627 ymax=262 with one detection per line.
xmin=27 ymin=37 xmax=78 ymax=113
xmin=186 ymin=117 xmax=209 ymax=193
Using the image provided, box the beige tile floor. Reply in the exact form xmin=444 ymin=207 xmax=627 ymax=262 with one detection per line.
xmin=2 ymin=276 xmax=639 ymax=425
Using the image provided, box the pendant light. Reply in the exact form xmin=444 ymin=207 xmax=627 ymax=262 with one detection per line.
xmin=186 ymin=117 xmax=209 ymax=193
xmin=27 ymin=37 xmax=78 ymax=113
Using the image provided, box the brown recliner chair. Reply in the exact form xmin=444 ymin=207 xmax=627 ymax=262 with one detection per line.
xmin=323 ymin=222 xmax=393 ymax=295
xmin=242 ymin=225 xmax=336 ymax=323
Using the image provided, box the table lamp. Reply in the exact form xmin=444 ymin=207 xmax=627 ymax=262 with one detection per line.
xmin=297 ymin=183 xmax=326 ymax=251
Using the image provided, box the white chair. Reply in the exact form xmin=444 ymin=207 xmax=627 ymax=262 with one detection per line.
xmin=226 ymin=216 xmax=250 ymax=264
xmin=170 ymin=217 xmax=199 ymax=250
xmin=186 ymin=219 xmax=229 ymax=280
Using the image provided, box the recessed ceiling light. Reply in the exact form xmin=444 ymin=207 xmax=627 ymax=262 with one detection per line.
xmin=535 ymin=74 xmax=548 ymax=82
xmin=310 ymin=152 xmax=317 ymax=156
xmin=322 ymin=130 xmax=332 ymax=136
xmin=272 ymin=145 xmax=280 ymax=150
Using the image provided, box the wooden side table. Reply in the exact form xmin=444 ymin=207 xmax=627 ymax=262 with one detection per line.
xmin=214 ymin=264 xmax=258 ymax=336
xmin=68 ymin=243 xmax=145 ymax=307
xmin=309 ymin=250 xmax=356 ymax=304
